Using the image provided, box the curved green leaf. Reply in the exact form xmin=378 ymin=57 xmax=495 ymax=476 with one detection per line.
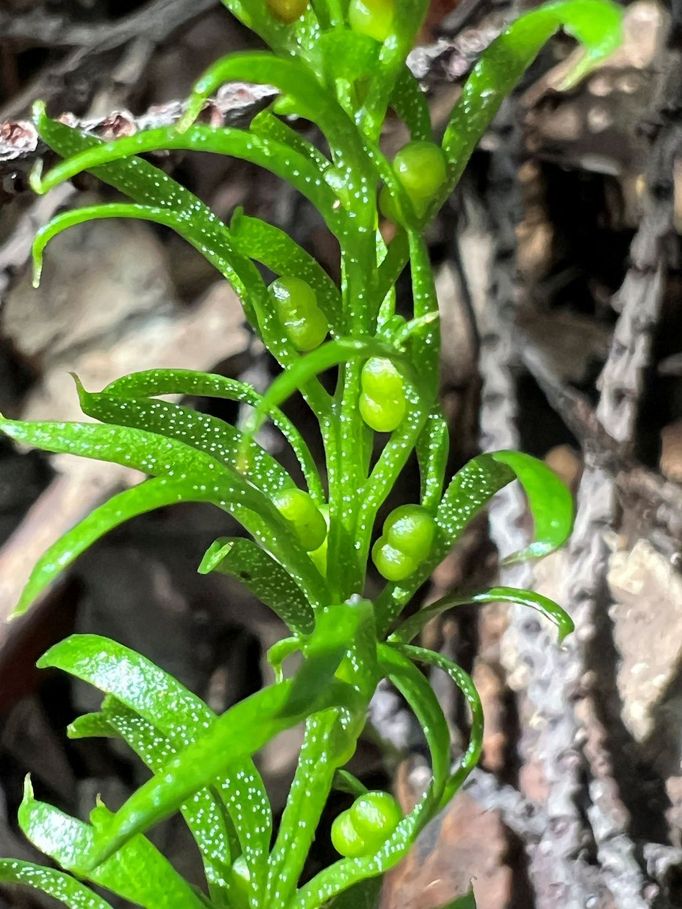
xmin=391 ymin=644 xmax=483 ymax=806
xmin=32 ymin=125 xmax=340 ymax=234
xmin=199 ymin=537 xmax=315 ymax=635
xmin=40 ymin=635 xmax=270 ymax=904
xmin=265 ymin=710 xmax=341 ymax=905
xmin=416 ymin=410 xmax=449 ymax=510
xmin=102 ymin=368 xmax=324 ymax=502
xmin=440 ymin=0 xmax=622 ymax=200
xmin=0 ymin=415 xmax=329 ymax=607
xmin=181 ymin=52 xmax=373 ymax=218
xmin=391 ymin=67 xmax=432 ymax=142
xmin=230 ymin=210 xmax=342 ymax=332
xmin=392 ymin=586 xmax=574 ymax=644
xmin=31 ymin=102 xmax=265 ymax=330
xmin=250 ymin=108 xmax=330 ymax=172
xmin=244 ymin=336 xmax=420 ymax=441
xmin=491 ymin=450 xmax=574 ymax=561
xmin=18 ymin=778 xmax=206 ymax=909
xmin=377 ymin=644 xmax=449 ymax=806
xmin=0 ymin=859 xmax=113 ymax=909
xmin=32 ymin=203 xmax=242 ymax=293
xmin=69 ymin=698 xmax=233 ymax=907
xmin=77 ymin=383 xmax=293 ymax=498
xmin=76 ymin=676 xmax=357 ymax=872
xmin=11 ymin=477 xmax=219 ymax=618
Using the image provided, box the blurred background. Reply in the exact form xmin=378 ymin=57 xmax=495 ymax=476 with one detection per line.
xmin=0 ymin=0 xmax=681 ymax=906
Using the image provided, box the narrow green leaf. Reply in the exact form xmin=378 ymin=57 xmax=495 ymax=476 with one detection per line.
xmin=230 ymin=210 xmax=342 ymax=332
xmin=333 ymin=770 xmax=369 ymax=798
xmin=69 ymin=699 xmax=232 ymax=907
xmin=0 ymin=415 xmax=329 ymax=607
xmin=491 ymin=451 xmax=574 ymax=561
xmin=250 ymin=107 xmax=330 ymax=172
xmin=199 ymin=537 xmax=315 ymax=635
xmin=391 ymin=644 xmax=483 ymax=806
xmin=391 ymin=67 xmax=432 ymax=142
xmin=265 ymin=710 xmax=341 ymax=905
xmin=10 ymin=477 xmax=212 ymax=617
xmin=31 ymin=102 xmax=263 ymax=329
xmin=33 ymin=125 xmax=340 ymax=235
xmin=77 ymin=383 xmax=293 ymax=498
xmin=392 ymin=586 xmax=574 ymax=645
xmin=102 ymin=368 xmax=324 ymax=502
xmin=440 ymin=0 xmax=623 ymax=197
xmin=416 ymin=411 xmax=450 ymax=510
xmin=40 ymin=635 xmax=270 ymax=905
xmin=78 ymin=675 xmax=357 ymax=871
xmin=244 ymin=336 xmax=420 ymax=441
xmin=18 ymin=778 xmax=206 ymax=909
xmin=377 ymin=644 xmax=449 ymax=806
xmin=32 ymin=107 xmax=335 ymax=421
xmin=181 ymin=52 xmax=373 ymax=215
xmin=0 ymin=859 xmax=113 ymax=909
xmin=376 ymin=232 xmax=409 ymax=315
xmin=32 ymin=203 xmax=243 ymax=293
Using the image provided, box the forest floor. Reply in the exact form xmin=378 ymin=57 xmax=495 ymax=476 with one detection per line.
xmin=1 ymin=1 xmax=682 ymax=907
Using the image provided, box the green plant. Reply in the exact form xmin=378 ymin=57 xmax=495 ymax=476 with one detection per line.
xmin=0 ymin=1 xmax=622 ymax=907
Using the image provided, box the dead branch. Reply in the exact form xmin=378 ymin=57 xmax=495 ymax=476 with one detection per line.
xmin=0 ymin=14 xmax=505 ymax=179
xmin=0 ymin=0 xmax=216 ymax=49
xmin=0 ymin=0 xmax=219 ymax=121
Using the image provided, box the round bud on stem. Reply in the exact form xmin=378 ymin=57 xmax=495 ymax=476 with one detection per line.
xmin=372 ymin=504 xmax=436 ymax=581
xmin=269 ymin=276 xmax=329 ymax=352
xmin=273 ymin=488 xmax=327 ymax=551
xmin=384 ymin=141 xmax=448 ymax=218
xmin=331 ymin=791 xmax=402 ymax=857
xmin=359 ymin=357 xmax=406 ymax=433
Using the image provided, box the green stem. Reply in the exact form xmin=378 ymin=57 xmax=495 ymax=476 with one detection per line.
xmin=265 ymin=712 xmax=341 ymax=907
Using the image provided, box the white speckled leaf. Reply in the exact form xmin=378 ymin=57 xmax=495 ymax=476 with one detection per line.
xmin=0 ymin=859 xmax=113 ymax=909
xmin=18 ymin=779 xmax=206 ymax=909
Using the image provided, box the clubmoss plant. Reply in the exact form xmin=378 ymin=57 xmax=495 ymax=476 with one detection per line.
xmin=0 ymin=1 xmax=622 ymax=906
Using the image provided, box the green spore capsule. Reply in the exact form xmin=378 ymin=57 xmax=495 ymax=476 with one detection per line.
xmin=331 ymin=791 xmax=402 ymax=857
xmin=393 ymin=141 xmax=448 ymax=216
xmin=273 ymin=488 xmax=327 ymax=551
xmin=372 ymin=504 xmax=436 ymax=581
xmin=350 ymin=791 xmax=402 ymax=846
xmin=267 ymin=0 xmax=309 ymax=23
xmin=269 ymin=276 xmax=329 ymax=352
xmin=359 ymin=357 xmax=406 ymax=433
xmin=383 ymin=504 xmax=436 ymax=560
xmin=348 ymin=0 xmax=394 ymax=42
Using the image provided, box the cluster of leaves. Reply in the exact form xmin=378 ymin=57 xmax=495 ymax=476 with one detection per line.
xmin=0 ymin=0 xmax=622 ymax=907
